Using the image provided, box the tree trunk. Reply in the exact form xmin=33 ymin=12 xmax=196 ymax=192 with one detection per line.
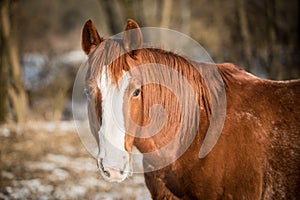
xmin=265 ymin=0 xmax=282 ymax=80
xmin=99 ymin=0 xmax=123 ymax=34
xmin=142 ymin=0 xmax=160 ymax=26
xmin=237 ymin=0 xmax=253 ymax=73
xmin=0 ymin=0 xmax=28 ymax=123
xmin=122 ymin=0 xmax=146 ymax=26
xmin=160 ymin=0 xmax=173 ymax=28
xmin=0 ymin=19 xmax=8 ymax=122
xmin=180 ymin=0 xmax=191 ymax=35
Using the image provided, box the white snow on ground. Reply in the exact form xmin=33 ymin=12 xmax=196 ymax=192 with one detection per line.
xmin=0 ymin=121 xmax=152 ymax=200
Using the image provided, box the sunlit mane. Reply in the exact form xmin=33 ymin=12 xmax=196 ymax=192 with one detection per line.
xmin=85 ymin=39 xmax=219 ymax=119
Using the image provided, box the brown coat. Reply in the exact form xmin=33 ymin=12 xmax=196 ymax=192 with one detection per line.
xmin=82 ymin=19 xmax=300 ymax=200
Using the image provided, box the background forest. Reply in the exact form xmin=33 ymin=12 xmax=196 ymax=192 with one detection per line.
xmin=1 ymin=0 xmax=299 ymax=122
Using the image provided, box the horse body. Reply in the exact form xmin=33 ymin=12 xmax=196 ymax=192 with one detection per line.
xmin=143 ymin=63 xmax=300 ymax=199
xmin=81 ymin=19 xmax=300 ymax=199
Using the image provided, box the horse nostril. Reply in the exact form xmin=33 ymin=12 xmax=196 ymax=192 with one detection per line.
xmin=103 ymin=170 xmax=111 ymax=178
xmin=120 ymin=170 xmax=124 ymax=175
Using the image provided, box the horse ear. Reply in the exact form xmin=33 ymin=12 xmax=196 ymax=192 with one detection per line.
xmin=123 ymin=19 xmax=143 ymax=57
xmin=81 ymin=19 xmax=103 ymax=55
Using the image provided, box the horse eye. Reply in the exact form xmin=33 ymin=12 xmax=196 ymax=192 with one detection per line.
xmin=132 ymin=88 xmax=140 ymax=97
xmin=84 ymin=88 xmax=93 ymax=99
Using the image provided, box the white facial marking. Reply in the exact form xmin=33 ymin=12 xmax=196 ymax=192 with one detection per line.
xmin=96 ymin=66 xmax=131 ymax=175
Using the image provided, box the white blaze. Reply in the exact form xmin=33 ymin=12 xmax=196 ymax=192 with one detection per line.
xmin=97 ymin=66 xmax=130 ymax=171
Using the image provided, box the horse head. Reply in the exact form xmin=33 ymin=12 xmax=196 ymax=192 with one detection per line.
xmin=81 ymin=19 xmax=211 ymax=181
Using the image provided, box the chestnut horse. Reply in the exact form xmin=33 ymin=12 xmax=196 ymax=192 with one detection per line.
xmin=81 ymin=19 xmax=300 ymax=199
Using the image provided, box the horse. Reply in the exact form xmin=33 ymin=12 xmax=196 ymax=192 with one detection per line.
xmin=81 ymin=19 xmax=300 ymax=199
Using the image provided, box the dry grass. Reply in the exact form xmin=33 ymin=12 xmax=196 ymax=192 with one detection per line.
xmin=0 ymin=121 xmax=151 ymax=200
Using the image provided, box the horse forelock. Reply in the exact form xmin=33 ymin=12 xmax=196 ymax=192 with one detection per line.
xmin=86 ymin=39 xmax=129 ymax=89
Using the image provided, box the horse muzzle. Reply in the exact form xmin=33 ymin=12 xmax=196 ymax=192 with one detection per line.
xmin=97 ymin=158 xmax=132 ymax=183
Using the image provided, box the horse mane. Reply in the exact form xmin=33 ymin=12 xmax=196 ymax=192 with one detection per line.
xmin=85 ymin=38 xmax=237 ymax=121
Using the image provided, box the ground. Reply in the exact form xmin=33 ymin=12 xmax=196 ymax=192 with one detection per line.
xmin=0 ymin=121 xmax=152 ymax=200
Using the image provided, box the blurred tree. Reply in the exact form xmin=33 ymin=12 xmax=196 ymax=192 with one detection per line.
xmin=0 ymin=0 xmax=28 ymax=122
xmin=180 ymin=0 xmax=191 ymax=35
xmin=237 ymin=0 xmax=253 ymax=72
xmin=1 ymin=0 xmax=298 ymax=122
xmin=121 ymin=0 xmax=146 ymax=26
xmin=142 ymin=0 xmax=162 ymax=26
xmin=100 ymin=0 xmax=123 ymax=34
xmin=265 ymin=0 xmax=282 ymax=79
xmin=160 ymin=0 xmax=172 ymax=28
xmin=98 ymin=0 xmax=147 ymax=34
xmin=0 ymin=1 xmax=8 ymax=122
xmin=218 ymin=0 xmax=300 ymax=80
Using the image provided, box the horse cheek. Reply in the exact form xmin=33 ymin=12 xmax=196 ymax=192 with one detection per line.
xmin=129 ymin=98 xmax=143 ymax=127
xmin=124 ymin=97 xmax=143 ymax=152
